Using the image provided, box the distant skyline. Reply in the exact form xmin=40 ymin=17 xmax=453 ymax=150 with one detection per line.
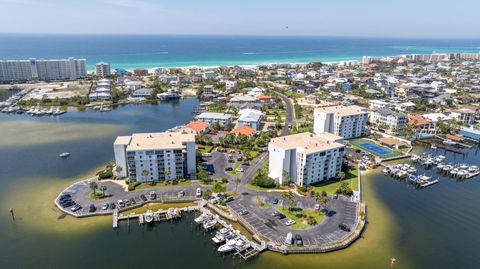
xmin=1 ymin=0 xmax=480 ymax=38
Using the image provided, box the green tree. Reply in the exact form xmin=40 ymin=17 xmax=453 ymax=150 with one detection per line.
xmin=99 ymin=185 xmax=107 ymax=196
xmin=281 ymin=191 xmax=295 ymax=212
xmin=89 ymin=181 xmax=98 ymax=195
xmin=197 ymin=165 xmax=209 ymax=182
xmin=319 ymin=195 xmax=330 ymax=212
xmin=234 ymin=177 xmax=241 ymax=194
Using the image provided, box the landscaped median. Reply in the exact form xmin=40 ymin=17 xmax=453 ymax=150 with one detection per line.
xmin=129 ymin=180 xmax=192 ymax=191
xmin=276 ymin=206 xmax=325 ymax=229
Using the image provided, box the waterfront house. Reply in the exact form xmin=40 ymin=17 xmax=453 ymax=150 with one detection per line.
xmin=230 ymin=125 xmax=255 ymax=137
xmin=408 ymin=114 xmax=438 ymax=135
xmin=132 ymin=88 xmax=153 ymax=98
xmin=182 ymin=121 xmax=210 ymax=135
xmin=196 ymin=112 xmax=232 ymax=126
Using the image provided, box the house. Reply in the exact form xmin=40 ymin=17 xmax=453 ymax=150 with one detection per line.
xmin=196 ymin=112 xmax=232 ymax=126
xmin=88 ymin=92 xmax=111 ymax=101
xmin=203 ymin=71 xmax=216 ymax=80
xmin=133 ymin=68 xmax=148 ymax=76
xmin=203 ymin=85 xmax=214 ymax=95
xmin=459 ymin=127 xmax=480 ymax=141
xmin=230 ymin=95 xmax=259 ymax=104
xmin=132 ymin=88 xmax=153 ymax=98
xmin=449 ymin=108 xmax=476 ymax=125
xmin=126 ymin=80 xmax=143 ymax=91
xmin=369 ymin=108 xmax=407 ymax=130
xmin=225 ymin=81 xmax=237 ymax=90
xmin=255 ymin=94 xmax=272 ymax=103
xmin=237 ymin=108 xmax=264 ymax=130
xmin=183 ymin=121 xmax=210 ymax=135
xmin=408 ymin=114 xmax=438 ymax=134
xmin=231 ymin=125 xmax=255 ymax=137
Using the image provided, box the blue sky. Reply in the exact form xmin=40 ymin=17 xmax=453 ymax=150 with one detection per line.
xmin=0 ymin=0 xmax=479 ymax=38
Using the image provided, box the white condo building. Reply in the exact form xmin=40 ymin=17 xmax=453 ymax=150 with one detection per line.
xmin=95 ymin=62 xmax=111 ymax=78
xmin=113 ymin=132 xmax=196 ymax=182
xmin=0 ymin=57 xmax=86 ymax=82
xmin=268 ymin=132 xmax=345 ymax=186
xmin=314 ymin=105 xmax=369 ymax=139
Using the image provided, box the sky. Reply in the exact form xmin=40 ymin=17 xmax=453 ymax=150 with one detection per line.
xmin=0 ymin=0 xmax=479 ymax=38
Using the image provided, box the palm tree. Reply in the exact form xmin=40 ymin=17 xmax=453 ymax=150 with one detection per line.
xmin=319 ymin=195 xmax=330 ymax=212
xmin=165 ymin=170 xmax=172 ymax=180
xmin=234 ymin=177 xmax=241 ymax=194
xmin=89 ymin=181 xmax=98 ymax=195
xmin=314 ymin=192 xmax=322 ymax=212
xmin=99 ymin=185 xmax=107 ymax=197
xmin=281 ymin=191 xmax=295 ymax=211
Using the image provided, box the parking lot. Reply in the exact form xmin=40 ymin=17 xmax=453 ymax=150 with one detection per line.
xmin=226 ymin=191 xmax=358 ymax=246
xmin=56 ymin=179 xmax=209 ymax=216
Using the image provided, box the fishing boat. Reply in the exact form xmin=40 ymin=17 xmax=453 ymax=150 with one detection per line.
xmin=468 ymin=165 xmax=479 ymax=173
xmin=59 ymin=152 xmax=70 ymax=158
xmin=450 ymin=169 xmax=458 ymax=177
xmin=436 ymin=163 xmax=445 ymax=170
xmin=218 ymin=239 xmax=237 ymax=253
xmin=457 ymin=170 xmax=468 ymax=179
xmin=194 ymin=213 xmax=210 ymax=224
xmin=443 ymin=139 xmax=457 ymax=146
xmin=203 ymin=218 xmax=217 ymax=230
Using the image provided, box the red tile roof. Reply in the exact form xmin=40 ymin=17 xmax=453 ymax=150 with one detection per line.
xmin=231 ymin=125 xmax=255 ymax=137
xmin=185 ymin=121 xmax=209 ymax=132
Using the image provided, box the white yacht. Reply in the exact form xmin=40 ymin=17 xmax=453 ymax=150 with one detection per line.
xmin=218 ymin=239 xmax=237 ymax=253
xmin=59 ymin=152 xmax=70 ymax=158
xmin=144 ymin=211 xmax=154 ymax=223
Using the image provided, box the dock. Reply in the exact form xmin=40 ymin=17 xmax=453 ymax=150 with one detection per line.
xmin=114 ymin=205 xmax=198 ymax=228
xmin=112 ymin=209 xmax=119 ymax=229
xmin=420 ymin=179 xmax=439 ymax=188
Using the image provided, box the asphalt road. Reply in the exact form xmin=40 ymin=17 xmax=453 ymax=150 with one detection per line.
xmin=273 ymin=90 xmax=294 ymax=136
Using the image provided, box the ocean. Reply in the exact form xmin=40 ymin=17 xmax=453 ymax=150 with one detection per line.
xmin=0 ymin=34 xmax=479 ymax=70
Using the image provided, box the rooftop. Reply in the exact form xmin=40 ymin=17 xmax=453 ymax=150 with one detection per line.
xmin=270 ymin=132 xmax=344 ymax=154
xmin=196 ymin=112 xmax=232 ymax=120
xmin=315 ymin=105 xmax=368 ymax=116
xmin=231 ymin=125 xmax=255 ymax=137
xmin=185 ymin=121 xmax=209 ymax=132
xmin=121 ymin=132 xmax=195 ymax=151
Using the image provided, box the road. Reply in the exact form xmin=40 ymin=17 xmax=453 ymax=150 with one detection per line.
xmin=272 ymin=90 xmax=294 ymax=136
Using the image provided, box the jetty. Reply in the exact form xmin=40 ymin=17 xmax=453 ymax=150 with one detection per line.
xmin=114 ymin=205 xmax=198 ymax=228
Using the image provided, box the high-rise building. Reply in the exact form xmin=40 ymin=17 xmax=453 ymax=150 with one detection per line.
xmin=113 ymin=132 xmax=196 ymax=182
xmin=95 ymin=62 xmax=111 ymax=78
xmin=0 ymin=57 xmax=86 ymax=82
xmin=268 ymin=132 xmax=345 ymax=186
xmin=314 ymin=105 xmax=368 ymax=139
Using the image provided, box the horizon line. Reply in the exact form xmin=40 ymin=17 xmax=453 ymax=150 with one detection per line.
xmin=1 ymin=32 xmax=480 ymax=40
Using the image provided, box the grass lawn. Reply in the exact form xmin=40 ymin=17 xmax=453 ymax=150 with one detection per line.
xmin=276 ymin=206 xmax=325 ymax=229
xmin=120 ymin=202 xmax=196 ymax=215
xmin=134 ymin=180 xmax=192 ymax=190
xmin=197 ymin=145 xmax=214 ymax=154
xmin=348 ymin=138 xmax=402 ymax=158
xmin=227 ymin=162 xmax=243 ymax=177
xmin=248 ymin=150 xmax=260 ymax=159
xmin=89 ymin=192 xmax=109 ymax=200
xmin=310 ymin=165 xmax=359 ymax=195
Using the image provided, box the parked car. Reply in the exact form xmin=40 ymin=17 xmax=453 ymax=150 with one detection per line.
xmin=333 ymin=193 xmax=338 ymax=199
xmin=339 ymin=223 xmax=351 ymax=232
xmin=314 ymin=204 xmax=321 ymax=210
xmin=239 ymin=209 xmax=248 ymax=216
xmin=295 ymin=234 xmax=303 ymax=246
xmin=202 ymin=153 xmax=212 ymax=157
xmin=178 ymin=190 xmax=185 ymax=197
xmin=88 ymin=204 xmax=96 ymax=213
xmin=237 ymin=156 xmax=243 ymax=161
xmin=71 ymin=204 xmax=82 ymax=212
xmin=125 ymin=200 xmax=131 ymax=206
xmin=196 ymin=188 xmax=202 ymax=197
xmin=140 ymin=194 xmax=148 ymax=202
xmin=209 ymin=197 xmax=220 ymax=204
xmin=225 ymin=167 xmax=233 ymax=171
xmin=109 ymin=203 xmax=116 ymax=209
xmin=118 ymin=200 xmax=125 ymax=208
xmin=149 ymin=191 xmax=157 ymax=200
xmin=102 ymin=203 xmax=109 ymax=210
xmin=242 ymin=162 xmax=250 ymax=166
xmin=130 ymin=198 xmax=136 ymax=204
xmin=224 ymin=196 xmax=234 ymax=203
xmin=236 ymin=167 xmax=244 ymax=172
xmin=272 ymin=198 xmax=279 ymax=205
xmin=285 ymin=219 xmax=296 ymax=226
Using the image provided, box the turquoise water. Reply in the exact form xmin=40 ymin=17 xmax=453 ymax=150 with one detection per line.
xmin=0 ymin=34 xmax=479 ymax=70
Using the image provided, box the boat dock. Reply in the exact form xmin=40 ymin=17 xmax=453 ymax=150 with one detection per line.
xmin=420 ymin=179 xmax=439 ymax=188
xmin=113 ymin=205 xmax=199 ymax=228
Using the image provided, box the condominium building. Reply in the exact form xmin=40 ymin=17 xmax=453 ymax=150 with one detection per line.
xmin=268 ymin=132 xmax=345 ymax=186
xmin=314 ymin=105 xmax=368 ymax=139
xmin=113 ymin=132 xmax=196 ymax=182
xmin=95 ymin=62 xmax=111 ymax=78
xmin=0 ymin=57 xmax=86 ymax=82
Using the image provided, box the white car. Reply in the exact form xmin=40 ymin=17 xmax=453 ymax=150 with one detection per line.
xmin=314 ymin=204 xmax=321 ymax=210
xmin=236 ymin=167 xmax=244 ymax=172
xmin=196 ymin=188 xmax=202 ymax=197
xmin=285 ymin=219 xmax=296 ymax=226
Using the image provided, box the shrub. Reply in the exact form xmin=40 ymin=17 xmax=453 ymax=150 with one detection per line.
xmin=307 ymin=216 xmax=317 ymax=225
xmin=221 ymin=177 xmax=229 ymax=184
xmin=298 ymin=185 xmax=308 ymax=193
xmin=98 ymin=169 xmax=113 ymax=179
